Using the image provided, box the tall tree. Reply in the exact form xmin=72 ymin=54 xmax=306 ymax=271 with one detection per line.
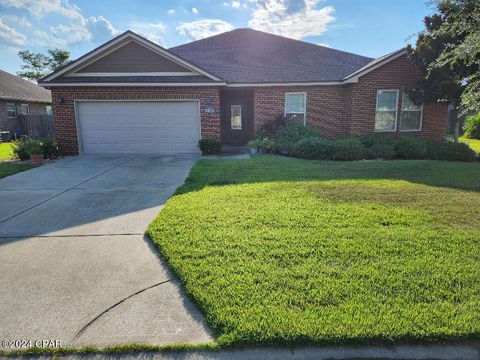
xmin=408 ymin=0 xmax=480 ymax=141
xmin=17 ymin=49 xmax=70 ymax=82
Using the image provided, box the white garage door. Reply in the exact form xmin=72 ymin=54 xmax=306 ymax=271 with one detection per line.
xmin=76 ymin=101 xmax=200 ymax=154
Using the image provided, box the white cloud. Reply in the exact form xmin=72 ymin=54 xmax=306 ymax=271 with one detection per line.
xmin=317 ymin=42 xmax=330 ymax=47
xmin=248 ymin=0 xmax=335 ymax=39
xmin=191 ymin=7 xmax=198 ymax=14
xmin=167 ymin=9 xmax=175 ymax=15
xmin=177 ymin=19 xmax=234 ymax=41
xmin=224 ymin=1 xmax=241 ymax=8
xmin=0 ymin=0 xmax=84 ymax=20
xmin=0 ymin=17 xmax=26 ymax=46
xmin=3 ymin=14 xmax=32 ymax=27
xmin=0 ymin=0 xmax=120 ymax=47
xmin=130 ymin=21 xmax=166 ymax=46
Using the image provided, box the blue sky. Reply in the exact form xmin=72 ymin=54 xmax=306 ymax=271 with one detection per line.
xmin=0 ymin=0 xmax=435 ymax=76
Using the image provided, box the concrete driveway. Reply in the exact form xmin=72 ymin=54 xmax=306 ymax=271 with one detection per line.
xmin=0 ymin=155 xmax=213 ymax=348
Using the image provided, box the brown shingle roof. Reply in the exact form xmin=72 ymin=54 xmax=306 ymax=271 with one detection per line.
xmin=170 ymin=28 xmax=373 ymax=84
xmin=0 ymin=69 xmax=51 ymax=103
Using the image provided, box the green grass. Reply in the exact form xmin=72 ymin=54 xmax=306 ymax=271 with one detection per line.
xmin=460 ymin=136 xmax=480 ymax=154
xmin=0 ymin=163 xmax=33 ymax=179
xmin=0 ymin=142 xmax=14 ymax=160
xmin=147 ymin=156 xmax=480 ymax=346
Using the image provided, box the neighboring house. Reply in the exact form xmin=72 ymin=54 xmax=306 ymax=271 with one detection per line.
xmin=0 ymin=69 xmax=52 ymax=135
xmin=39 ymin=29 xmax=448 ymax=155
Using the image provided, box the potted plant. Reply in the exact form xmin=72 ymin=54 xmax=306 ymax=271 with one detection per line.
xmin=247 ymin=139 xmax=260 ymax=154
xmin=28 ymin=140 xmax=44 ymax=165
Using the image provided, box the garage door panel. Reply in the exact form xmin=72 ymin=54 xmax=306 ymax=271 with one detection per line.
xmin=77 ymin=101 xmax=200 ymax=154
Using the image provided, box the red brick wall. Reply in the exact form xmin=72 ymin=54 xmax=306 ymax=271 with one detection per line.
xmin=348 ymin=55 xmax=448 ymax=140
xmin=51 ymin=87 xmax=221 ymax=155
xmin=254 ymin=86 xmax=350 ymax=138
xmin=252 ymin=55 xmax=448 ymax=141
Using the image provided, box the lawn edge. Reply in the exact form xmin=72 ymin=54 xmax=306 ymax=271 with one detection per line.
xmin=0 ymin=342 xmax=220 ymax=357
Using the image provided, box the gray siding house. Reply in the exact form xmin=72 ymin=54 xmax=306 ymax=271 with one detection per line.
xmin=0 ymin=69 xmax=52 ymax=135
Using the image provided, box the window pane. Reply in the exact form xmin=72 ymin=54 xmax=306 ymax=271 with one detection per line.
xmin=376 ymin=91 xmax=398 ymax=111
xmin=375 ymin=111 xmax=396 ymax=131
xmin=285 ymin=93 xmax=305 ymax=113
xmin=402 ymin=93 xmax=421 ymax=111
xmin=19 ymin=104 xmax=29 ymax=114
xmin=6 ymin=103 xmax=16 ymax=118
xmin=231 ymin=105 xmax=242 ymax=130
xmin=400 ymin=111 xmax=421 ymax=131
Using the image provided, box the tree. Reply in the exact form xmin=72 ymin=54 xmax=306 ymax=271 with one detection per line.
xmin=17 ymin=49 xmax=70 ymax=82
xmin=408 ymin=0 xmax=480 ymax=141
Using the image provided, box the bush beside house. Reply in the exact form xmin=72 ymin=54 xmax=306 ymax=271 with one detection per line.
xmin=249 ymin=121 xmax=478 ymax=162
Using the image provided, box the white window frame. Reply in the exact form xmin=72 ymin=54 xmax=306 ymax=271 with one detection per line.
xmin=285 ymin=92 xmax=307 ymax=125
xmin=45 ymin=105 xmax=53 ymax=115
xmin=374 ymin=89 xmax=399 ymax=132
xmin=6 ymin=103 xmax=16 ymax=118
xmin=400 ymin=92 xmax=423 ymax=132
xmin=19 ymin=103 xmax=29 ymax=115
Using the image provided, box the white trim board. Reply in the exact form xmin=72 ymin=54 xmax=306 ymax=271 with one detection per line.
xmin=67 ymin=72 xmax=202 ymax=77
xmin=39 ymin=82 xmax=226 ymax=87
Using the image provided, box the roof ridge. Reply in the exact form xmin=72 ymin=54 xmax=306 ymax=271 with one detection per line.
xmin=170 ymin=27 xmax=373 ymax=61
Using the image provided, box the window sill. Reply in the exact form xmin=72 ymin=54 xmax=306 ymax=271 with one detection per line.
xmin=399 ymin=129 xmax=422 ymax=132
xmin=374 ymin=129 xmax=396 ymax=132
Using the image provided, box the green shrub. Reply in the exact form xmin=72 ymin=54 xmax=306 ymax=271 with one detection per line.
xmin=247 ymin=137 xmax=274 ymax=152
xmin=358 ymin=134 xmax=397 ymax=159
xmin=274 ymin=121 xmax=320 ymax=152
xmin=28 ymin=140 xmax=44 ymax=155
xmin=363 ymin=143 xmax=397 ymax=160
xmin=42 ymin=139 xmax=59 ymax=159
xmin=358 ymin=134 xmax=396 ymax=148
xmin=198 ymin=139 xmax=221 ymax=155
xmin=292 ymin=137 xmax=334 ymax=160
xmin=427 ymin=140 xmax=477 ymax=162
xmin=395 ymin=137 xmax=428 ymax=159
xmin=463 ymin=112 xmax=480 ymax=139
xmin=331 ymin=138 xmax=364 ymax=161
xmin=12 ymin=139 xmax=30 ymax=160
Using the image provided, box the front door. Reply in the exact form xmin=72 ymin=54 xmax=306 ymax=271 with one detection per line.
xmin=221 ymin=90 xmax=254 ymax=146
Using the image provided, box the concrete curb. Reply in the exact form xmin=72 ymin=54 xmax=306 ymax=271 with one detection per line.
xmin=2 ymin=343 xmax=480 ymax=360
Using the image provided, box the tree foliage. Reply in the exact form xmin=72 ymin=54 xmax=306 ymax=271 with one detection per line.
xmin=408 ymin=0 xmax=480 ymax=114
xmin=17 ymin=49 xmax=70 ymax=82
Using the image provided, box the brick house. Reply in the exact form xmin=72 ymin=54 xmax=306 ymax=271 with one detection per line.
xmin=39 ymin=29 xmax=448 ymax=155
xmin=0 ymin=69 xmax=52 ymax=136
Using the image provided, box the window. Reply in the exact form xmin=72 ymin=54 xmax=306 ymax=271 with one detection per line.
xmin=375 ymin=90 xmax=398 ymax=131
xmin=231 ymin=105 xmax=242 ymax=130
xmin=19 ymin=104 xmax=29 ymax=115
xmin=45 ymin=105 xmax=52 ymax=115
xmin=6 ymin=103 xmax=16 ymax=118
xmin=400 ymin=92 xmax=422 ymax=131
xmin=285 ymin=92 xmax=306 ymax=123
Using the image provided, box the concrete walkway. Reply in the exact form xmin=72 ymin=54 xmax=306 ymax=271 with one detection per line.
xmin=0 ymin=155 xmax=213 ymax=347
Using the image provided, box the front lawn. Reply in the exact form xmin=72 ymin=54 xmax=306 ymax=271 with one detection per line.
xmin=147 ymin=156 xmax=480 ymax=345
xmin=460 ymin=136 xmax=480 ymax=154
xmin=0 ymin=163 xmax=34 ymax=179
xmin=0 ymin=142 xmax=14 ymax=161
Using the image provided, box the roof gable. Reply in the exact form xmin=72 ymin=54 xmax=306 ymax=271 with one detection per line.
xmin=41 ymin=31 xmax=223 ymax=83
xmin=72 ymin=40 xmax=195 ymax=75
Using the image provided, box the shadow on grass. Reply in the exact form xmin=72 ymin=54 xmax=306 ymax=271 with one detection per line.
xmin=175 ymin=155 xmax=480 ymax=195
